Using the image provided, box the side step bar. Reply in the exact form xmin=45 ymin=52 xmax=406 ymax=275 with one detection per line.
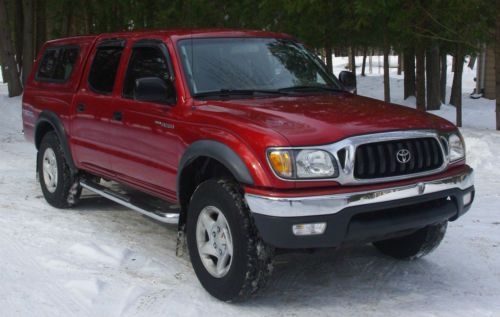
xmin=80 ymin=180 xmax=179 ymax=225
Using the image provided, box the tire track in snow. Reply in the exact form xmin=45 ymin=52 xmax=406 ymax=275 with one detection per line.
xmin=0 ymin=230 xmax=90 ymax=316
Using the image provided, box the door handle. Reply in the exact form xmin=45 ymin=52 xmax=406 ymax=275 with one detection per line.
xmin=76 ymin=103 xmax=85 ymax=112
xmin=113 ymin=111 xmax=123 ymax=121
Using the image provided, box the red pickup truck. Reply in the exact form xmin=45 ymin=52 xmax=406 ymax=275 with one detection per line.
xmin=22 ymin=29 xmax=474 ymax=301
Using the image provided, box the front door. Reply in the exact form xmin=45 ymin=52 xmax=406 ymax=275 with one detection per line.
xmin=106 ymin=39 xmax=181 ymax=200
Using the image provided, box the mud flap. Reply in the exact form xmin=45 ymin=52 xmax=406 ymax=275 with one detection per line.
xmin=176 ymin=225 xmax=187 ymax=257
xmin=67 ymin=181 xmax=81 ymax=205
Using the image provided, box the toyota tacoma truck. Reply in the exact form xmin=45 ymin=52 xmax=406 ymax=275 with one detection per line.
xmin=22 ymin=29 xmax=475 ymax=301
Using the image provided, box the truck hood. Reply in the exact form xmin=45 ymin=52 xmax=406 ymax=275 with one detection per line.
xmin=195 ymin=93 xmax=456 ymax=146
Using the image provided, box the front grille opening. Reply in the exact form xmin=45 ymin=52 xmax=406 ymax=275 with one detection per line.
xmin=354 ymin=138 xmax=444 ymax=179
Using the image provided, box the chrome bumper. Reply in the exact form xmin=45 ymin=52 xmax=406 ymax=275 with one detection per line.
xmin=245 ymin=168 xmax=474 ymax=218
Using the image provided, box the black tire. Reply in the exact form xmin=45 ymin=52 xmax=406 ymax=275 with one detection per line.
xmin=373 ymin=222 xmax=447 ymax=260
xmin=37 ymin=131 xmax=81 ymax=208
xmin=186 ymin=179 xmax=274 ymax=302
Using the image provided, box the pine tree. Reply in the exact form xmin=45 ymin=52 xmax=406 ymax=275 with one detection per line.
xmin=0 ymin=0 xmax=23 ymax=96
xmin=22 ymin=0 xmax=34 ymax=85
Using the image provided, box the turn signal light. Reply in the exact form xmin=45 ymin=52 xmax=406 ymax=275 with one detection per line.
xmin=268 ymin=150 xmax=292 ymax=178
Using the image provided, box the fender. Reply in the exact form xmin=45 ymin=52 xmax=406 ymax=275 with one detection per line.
xmin=35 ymin=110 xmax=77 ymax=173
xmin=177 ymin=140 xmax=254 ymax=194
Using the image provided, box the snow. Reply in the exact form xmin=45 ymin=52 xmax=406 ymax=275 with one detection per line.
xmin=333 ymin=55 xmax=496 ymax=130
xmin=1 ymin=58 xmax=500 ymax=316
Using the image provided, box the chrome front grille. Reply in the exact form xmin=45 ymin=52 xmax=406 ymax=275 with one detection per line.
xmin=267 ymin=130 xmax=450 ymax=185
xmin=353 ymin=138 xmax=444 ymax=179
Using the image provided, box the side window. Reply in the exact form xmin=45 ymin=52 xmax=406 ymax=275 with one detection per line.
xmin=88 ymin=46 xmax=124 ymax=94
xmin=53 ymin=48 xmax=79 ymax=80
xmin=122 ymin=46 xmax=171 ymax=99
xmin=36 ymin=46 xmax=79 ymax=82
xmin=37 ymin=49 xmax=58 ymax=80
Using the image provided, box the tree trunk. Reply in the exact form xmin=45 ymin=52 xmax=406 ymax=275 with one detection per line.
xmin=83 ymin=0 xmax=93 ymax=34
xmin=397 ymin=53 xmax=402 ymax=75
xmin=350 ymin=46 xmax=356 ymax=73
xmin=0 ymin=52 xmax=7 ymax=83
xmin=426 ymin=44 xmax=441 ymax=110
xmin=110 ymin=2 xmax=119 ymax=31
xmin=404 ymin=47 xmax=416 ymax=99
xmin=361 ymin=46 xmax=367 ymax=76
xmin=14 ymin=0 xmax=23 ymax=69
xmin=415 ymin=43 xmax=426 ymax=111
xmin=496 ymin=0 xmax=500 ymax=130
xmin=144 ymin=0 xmax=155 ymax=28
xmin=440 ymin=53 xmax=447 ymax=103
xmin=0 ymin=0 xmax=23 ymax=96
xmin=321 ymin=48 xmax=326 ymax=64
xmin=467 ymin=56 xmax=476 ymax=69
xmin=369 ymin=49 xmax=373 ymax=74
xmin=325 ymin=46 xmax=333 ymax=73
xmin=35 ymin=0 xmax=46 ymax=54
xmin=383 ymin=35 xmax=390 ymax=102
xmin=64 ymin=1 xmax=74 ymax=36
xmin=450 ymin=48 xmax=464 ymax=127
xmin=22 ymin=0 xmax=34 ymax=85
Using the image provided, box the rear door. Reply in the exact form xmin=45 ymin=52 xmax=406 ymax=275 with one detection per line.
xmin=70 ymin=39 xmax=126 ymax=175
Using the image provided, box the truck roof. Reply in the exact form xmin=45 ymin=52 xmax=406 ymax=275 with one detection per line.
xmin=44 ymin=29 xmax=295 ymax=46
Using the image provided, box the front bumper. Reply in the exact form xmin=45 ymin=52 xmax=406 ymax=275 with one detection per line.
xmin=245 ymin=167 xmax=474 ymax=248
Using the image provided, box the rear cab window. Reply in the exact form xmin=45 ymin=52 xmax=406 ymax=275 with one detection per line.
xmin=36 ymin=46 xmax=80 ymax=83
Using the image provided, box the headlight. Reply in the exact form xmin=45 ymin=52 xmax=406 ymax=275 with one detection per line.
xmin=296 ymin=150 xmax=336 ymax=178
xmin=267 ymin=149 xmax=337 ymax=179
xmin=448 ymin=133 xmax=465 ymax=162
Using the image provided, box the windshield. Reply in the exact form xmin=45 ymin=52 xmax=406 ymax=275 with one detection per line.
xmin=177 ymin=37 xmax=342 ymax=97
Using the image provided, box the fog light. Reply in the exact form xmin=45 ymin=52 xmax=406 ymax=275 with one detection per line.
xmin=292 ymin=223 xmax=327 ymax=236
xmin=463 ymin=192 xmax=472 ymax=206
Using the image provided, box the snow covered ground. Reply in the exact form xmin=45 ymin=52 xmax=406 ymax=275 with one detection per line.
xmin=332 ymin=55 xmax=496 ymax=130
xmin=1 ymin=58 xmax=500 ymax=316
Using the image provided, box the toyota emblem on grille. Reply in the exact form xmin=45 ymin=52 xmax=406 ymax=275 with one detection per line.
xmin=396 ymin=149 xmax=411 ymax=164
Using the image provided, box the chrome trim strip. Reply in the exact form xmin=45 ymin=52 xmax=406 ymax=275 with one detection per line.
xmin=245 ymin=168 xmax=474 ymax=218
xmin=267 ymin=129 xmax=454 ymax=185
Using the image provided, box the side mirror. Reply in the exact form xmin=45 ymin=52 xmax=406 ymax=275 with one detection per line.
xmin=338 ymin=71 xmax=357 ymax=94
xmin=134 ymin=77 xmax=176 ymax=105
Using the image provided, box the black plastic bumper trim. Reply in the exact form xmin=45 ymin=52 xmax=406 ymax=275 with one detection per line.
xmin=252 ymin=186 xmax=474 ymax=249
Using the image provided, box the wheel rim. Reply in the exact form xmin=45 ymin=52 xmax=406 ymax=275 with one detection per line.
xmin=42 ymin=148 xmax=58 ymax=193
xmin=196 ymin=206 xmax=234 ymax=278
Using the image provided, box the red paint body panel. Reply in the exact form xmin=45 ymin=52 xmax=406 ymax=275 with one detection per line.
xmin=22 ymin=29 xmax=466 ymax=203
xmin=22 ymin=35 xmax=97 ymax=161
xmin=200 ymin=94 xmax=456 ymax=147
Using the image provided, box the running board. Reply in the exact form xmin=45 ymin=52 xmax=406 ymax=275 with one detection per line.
xmin=80 ymin=179 xmax=179 ymax=224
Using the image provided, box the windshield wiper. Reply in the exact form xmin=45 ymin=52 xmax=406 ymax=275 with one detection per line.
xmin=194 ymin=89 xmax=286 ymax=98
xmin=277 ymin=85 xmax=344 ymax=93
